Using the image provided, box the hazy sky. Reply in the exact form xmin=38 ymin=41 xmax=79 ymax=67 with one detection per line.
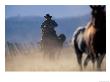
xmin=6 ymin=5 xmax=91 ymax=18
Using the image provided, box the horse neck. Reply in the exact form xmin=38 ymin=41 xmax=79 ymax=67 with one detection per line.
xmin=93 ymin=12 xmax=106 ymax=30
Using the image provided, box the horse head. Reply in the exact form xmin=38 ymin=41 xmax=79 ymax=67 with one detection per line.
xmin=90 ymin=5 xmax=106 ymax=29
xmin=58 ymin=34 xmax=66 ymax=43
xmin=90 ymin=5 xmax=105 ymax=17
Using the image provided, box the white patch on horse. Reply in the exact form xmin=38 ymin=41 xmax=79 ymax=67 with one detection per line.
xmin=71 ymin=26 xmax=84 ymax=46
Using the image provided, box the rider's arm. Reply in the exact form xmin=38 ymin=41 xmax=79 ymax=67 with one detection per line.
xmin=52 ymin=20 xmax=58 ymax=27
xmin=41 ymin=21 xmax=46 ymax=28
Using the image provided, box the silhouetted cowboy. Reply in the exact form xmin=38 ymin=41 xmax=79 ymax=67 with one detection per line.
xmin=41 ymin=14 xmax=58 ymax=29
xmin=41 ymin=14 xmax=58 ymax=37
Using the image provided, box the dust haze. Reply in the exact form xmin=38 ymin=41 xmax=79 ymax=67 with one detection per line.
xmin=5 ymin=44 xmax=106 ymax=71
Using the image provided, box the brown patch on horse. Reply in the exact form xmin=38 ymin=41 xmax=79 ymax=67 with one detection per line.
xmin=84 ymin=22 xmax=96 ymax=54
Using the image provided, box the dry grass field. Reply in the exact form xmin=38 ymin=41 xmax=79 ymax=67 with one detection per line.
xmin=5 ymin=47 xmax=106 ymax=71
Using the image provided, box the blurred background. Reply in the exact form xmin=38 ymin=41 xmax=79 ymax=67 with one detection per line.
xmin=5 ymin=5 xmax=91 ymax=43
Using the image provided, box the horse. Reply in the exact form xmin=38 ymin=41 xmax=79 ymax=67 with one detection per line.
xmin=56 ymin=34 xmax=66 ymax=58
xmin=41 ymin=34 xmax=66 ymax=60
xmin=72 ymin=5 xmax=106 ymax=71
xmin=40 ymin=27 xmax=66 ymax=60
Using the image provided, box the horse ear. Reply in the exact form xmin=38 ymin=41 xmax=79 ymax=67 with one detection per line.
xmin=90 ymin=5 xmax=96 ymax=9
xmin=90 ymin=5 xmax=94 ymax=9
xmin=101 ymin=5 xmax=105 ymax=9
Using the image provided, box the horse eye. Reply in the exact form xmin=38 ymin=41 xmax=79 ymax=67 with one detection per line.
xmin=92 ymin=10 xmax=97 ymax=16
xmin=94 ymin=10 xmax=97 ymax=14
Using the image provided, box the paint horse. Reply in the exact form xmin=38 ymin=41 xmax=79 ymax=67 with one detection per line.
xmin=72 ymin=5 xmax=106 ymax=70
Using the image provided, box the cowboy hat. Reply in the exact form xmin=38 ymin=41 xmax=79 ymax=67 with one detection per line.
xmin=44 ymin=14 xmax=52 ymax=18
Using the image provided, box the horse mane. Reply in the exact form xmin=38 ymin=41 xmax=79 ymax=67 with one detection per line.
xmin=91 ymin=6 xmax=106 ymax=30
